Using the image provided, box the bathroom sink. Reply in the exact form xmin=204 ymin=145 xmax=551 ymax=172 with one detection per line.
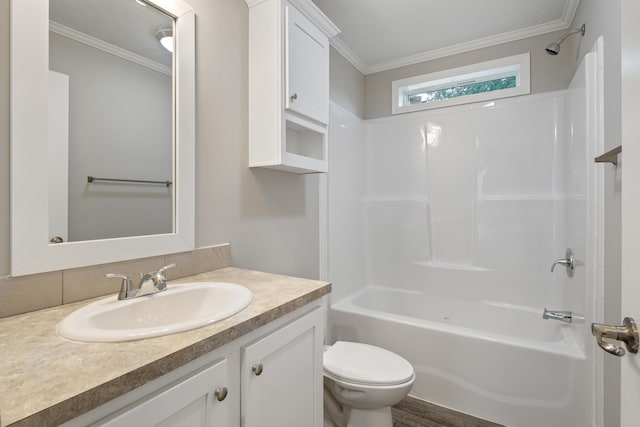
xmin=57 ymin=282 xmax=253 ymax=342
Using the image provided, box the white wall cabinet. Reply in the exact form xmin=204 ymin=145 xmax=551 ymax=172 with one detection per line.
xmin=247 ymin=0 xmax=339 ymax=173
xmin=62 ymin=305 xmax=325 ymax=427
xmin=285 ymin=4 xmax=329 ymax=124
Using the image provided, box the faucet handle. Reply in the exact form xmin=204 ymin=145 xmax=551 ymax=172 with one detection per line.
xmin=157 ymin=263 xmax=176 ymax=275
xmin=106 ymin=273 xmax=138 ymax=300
xmin=551 ymin=248 xmax=575 ymax=277
xmin=152 ymin=263 xmax=176 ymax=292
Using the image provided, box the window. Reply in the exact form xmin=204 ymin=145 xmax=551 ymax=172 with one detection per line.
xmin=392 ymin=53 xmax=530 ymax=114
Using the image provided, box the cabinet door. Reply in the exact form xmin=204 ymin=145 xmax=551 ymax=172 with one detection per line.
xmin=241 ymin=308 xmax=324 ymax=427
xmin=285 ymin=4 xmax=329 ymax=124
xmin=99 ymin=358 xmax=233 ymax=427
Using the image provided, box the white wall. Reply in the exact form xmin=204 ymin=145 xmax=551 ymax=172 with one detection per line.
xmin=569 ymin=2 xmax=622 ymax=427
xmin=187 ymin=0 xmax=319 ymax=279
xmin=49 ymin=32 xmax=173 ymax=241
xmin=562 ymin=50 xmax=597 ymax=351
xmin=358 ymin=93 xmax=566 ymax=308
xmin=329 ymin=48 xmax=365 ymax=119
xmin=0 ymin=0 xmax=320 ymax=280
xmin=0 ymin=0 xmax=10 ymax=275
xmin=328 ymin=92 xmax=570 ymax=309
xmin=327 ymin=103 xmax=366 ymax=302
xmin=560 ymin=48 xmax=603 ymax=427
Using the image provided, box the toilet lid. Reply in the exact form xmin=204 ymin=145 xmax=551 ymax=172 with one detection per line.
xmin=323 ymin=341 xmax=414 ymax=386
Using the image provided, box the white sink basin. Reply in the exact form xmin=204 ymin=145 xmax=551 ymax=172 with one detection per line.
xmin=57 ymin=282 xmax=253 ymax=342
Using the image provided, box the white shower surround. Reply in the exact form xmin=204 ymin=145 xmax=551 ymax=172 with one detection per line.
xmin=327 ymin=46 xmax=601 ymax=426
xmin=362 ymin=92 xmax=566 ymax=303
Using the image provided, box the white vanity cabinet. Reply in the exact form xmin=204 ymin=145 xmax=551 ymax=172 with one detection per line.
xmin=100 ymin=358 xmax=234 ymax=427
xmin=241 ymin=306 xmax=324 ymax=426
xmin=247 ymin=0 xmax=339 ymax=173
xmin=63 ymin=305 xmax=325 ymax=427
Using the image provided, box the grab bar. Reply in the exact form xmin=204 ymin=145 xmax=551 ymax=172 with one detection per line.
xmin=88 ymin=176 xmax=172 ymax=187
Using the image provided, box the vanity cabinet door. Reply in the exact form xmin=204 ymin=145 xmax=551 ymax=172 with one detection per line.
xmin=99 ymin=358 xmax=233 ymax=427
xmin=285 ymin=4 xmax=330 ymax=125
xmin=241 ymin=308 xmax=324 ymax=427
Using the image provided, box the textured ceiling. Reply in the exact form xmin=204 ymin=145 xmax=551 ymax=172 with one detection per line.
xmin=312 ymin=0 xmax=581 ymax=74
xmin=50 ymin=0 xmax=173 ymax=67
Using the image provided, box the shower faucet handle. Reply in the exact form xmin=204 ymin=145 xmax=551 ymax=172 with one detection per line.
xmin=551 ymin=248 xmax=575 ymax=277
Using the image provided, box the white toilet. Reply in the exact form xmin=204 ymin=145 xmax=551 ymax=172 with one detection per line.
xmin=323 ymin=341 xmax=415 ymax=427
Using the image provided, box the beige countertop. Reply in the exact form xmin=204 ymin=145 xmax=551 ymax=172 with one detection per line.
xmin=0 ymin=267 xmax=330 ymax=427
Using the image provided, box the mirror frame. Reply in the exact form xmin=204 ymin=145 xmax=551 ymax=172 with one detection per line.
xmin=10 ymin=0 xmax=195 ymax=276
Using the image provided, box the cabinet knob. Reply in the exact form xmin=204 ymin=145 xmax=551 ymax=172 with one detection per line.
xmin=214 ymin=387 xmax=228 ymax=401
xmin=252 ymin=363 xmax=264 ymax=376
xmin=290 ymin=93 xmax=298 ymax=102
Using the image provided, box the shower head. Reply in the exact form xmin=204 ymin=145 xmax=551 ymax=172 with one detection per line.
xmin=545 ymin=41 xmax=562 ymax=56
xmin=545 ymin=24 xmax=586 ymax=55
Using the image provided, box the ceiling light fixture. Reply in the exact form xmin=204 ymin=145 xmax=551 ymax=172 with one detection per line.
xmin=155 ymin=28 xmax=174 ymax=53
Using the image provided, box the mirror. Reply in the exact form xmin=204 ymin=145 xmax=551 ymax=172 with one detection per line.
xmin=10 ymin=0 xmax=195 ymax=276
xmin=49 ymin=0 xmax=175 ymax=242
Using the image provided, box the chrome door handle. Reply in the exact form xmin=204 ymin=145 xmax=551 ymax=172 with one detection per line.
xmin=551 ymin=248 xmax=575 ymax=277
xmin=592 ymin=317 xmax=639 ymax=357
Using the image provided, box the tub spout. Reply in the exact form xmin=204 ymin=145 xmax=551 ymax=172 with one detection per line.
xmin=543 ymin=309 xmax=572 ymax=323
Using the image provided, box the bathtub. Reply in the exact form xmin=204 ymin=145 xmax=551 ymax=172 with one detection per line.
xmin=329 ymin=286 xmax=591 ymax=427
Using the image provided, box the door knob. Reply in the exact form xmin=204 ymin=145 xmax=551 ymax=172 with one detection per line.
xmin=591 ymin=317 xmax=639 ymax=357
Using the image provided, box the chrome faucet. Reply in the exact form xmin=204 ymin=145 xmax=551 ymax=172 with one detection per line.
xmin=106 ymin=263 xmax=176 ymax=300
xmin=543 ymin=308 xmax=572 ymax=323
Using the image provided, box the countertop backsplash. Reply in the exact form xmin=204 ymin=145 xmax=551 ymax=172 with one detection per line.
xmin=0 ymin=243 xmax=231 ymax=318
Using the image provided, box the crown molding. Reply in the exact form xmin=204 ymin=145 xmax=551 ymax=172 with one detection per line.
xmin=329 ymin=36 xmax=367 ymax=75
xmin=288 ymin=0 xmax=340 ymax=38
xmin=334 ymin=0 xmax=581 ymax=75
xmin=365 ymin=19 xmax=571 ymax=74
xmin=49 ymin=21 xmax=172 ymax=76
xmin=245 ymin=0 xmax=340 ymax=38
xmin=562 ymin=0 xmax=582 ymax=26
xmin=245 ymin=0 xmax=265 ymax=7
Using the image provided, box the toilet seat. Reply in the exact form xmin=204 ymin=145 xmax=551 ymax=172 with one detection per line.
xmin=323 ymin=341 xmax=414 ymax=386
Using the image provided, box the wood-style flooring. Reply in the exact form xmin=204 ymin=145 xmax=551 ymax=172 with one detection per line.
xmin=392 ymin=396 xmax=505 ymax=427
